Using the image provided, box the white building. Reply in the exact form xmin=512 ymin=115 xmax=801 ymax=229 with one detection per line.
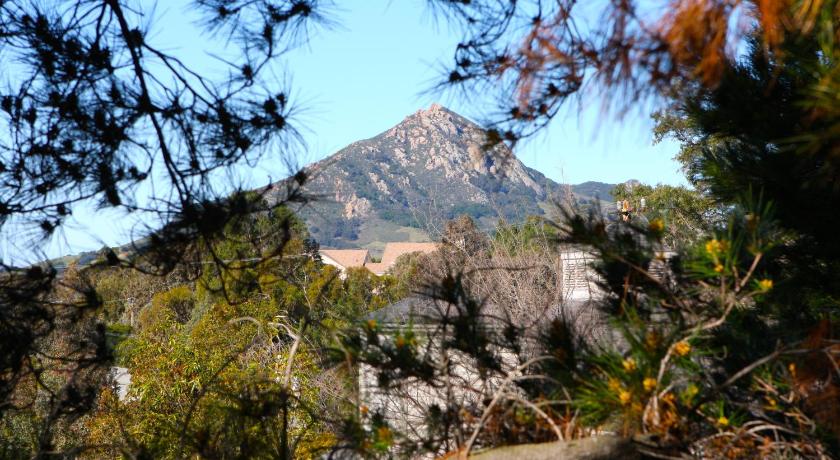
xmin=357 ymin=247 xmax=612 ymax=452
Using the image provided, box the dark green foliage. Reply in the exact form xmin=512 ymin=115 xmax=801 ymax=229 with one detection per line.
xmin=444 ymin=202 xmax=494 ymax=220
xmin=378 ymin=208 xmax=424 ymax=228
xmin=347 ymin=3 xmax=840 ymax=455
xmin=104 ymin=323 xmax=132 ymax=362
xmin=77 ymin=200 xmax=410 ymax=458
xmin=659 ymin=33 xmax=840 ymax=338
xmin=611 ymin=181 xmax=722 ymax=246
xmin=0 ymin=1 xmax=329 ymax=454
xmin=493 ymin=215 xmax=557 ymax=253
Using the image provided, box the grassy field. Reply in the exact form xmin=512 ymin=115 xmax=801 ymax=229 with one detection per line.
xmin=356 ymin=218 xmax=432 ymax=256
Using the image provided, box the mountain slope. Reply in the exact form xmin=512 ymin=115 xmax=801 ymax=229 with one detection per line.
xmin=49 ymin=106 xmax=619 ymax=264
xmin=271 ymin=104 xmax=606 ymax=251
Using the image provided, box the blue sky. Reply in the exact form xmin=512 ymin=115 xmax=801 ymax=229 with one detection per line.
xmin=270 ymin=1 xmax=687 ymax=185
xmin=284 ymin=2 xmax=684 ymax=180
xmin=12 ymin=1 xmax=688 ymax=262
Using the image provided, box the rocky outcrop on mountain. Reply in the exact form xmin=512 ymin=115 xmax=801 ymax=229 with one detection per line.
xmin=269 ymin=104 xmax=610 ymax=250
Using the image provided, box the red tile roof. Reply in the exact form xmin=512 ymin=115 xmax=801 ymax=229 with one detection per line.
xmin=319 ymin=249 xmax=369 ymax=269
xmin=378 ymin=242 xmax=438 ymax=272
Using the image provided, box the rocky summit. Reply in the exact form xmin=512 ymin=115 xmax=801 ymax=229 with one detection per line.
xmin=271 ymin=104 xmax=611 ymax=251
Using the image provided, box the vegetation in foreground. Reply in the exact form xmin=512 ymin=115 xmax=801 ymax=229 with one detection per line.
xmin=2 ymin=0 xmax=840 ymax=459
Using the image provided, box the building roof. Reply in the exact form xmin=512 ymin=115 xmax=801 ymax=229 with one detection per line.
xmin=380 ymin=242 xmax=438 ymax=268
xmin=319 ymin=249 xmax=369 ymax=269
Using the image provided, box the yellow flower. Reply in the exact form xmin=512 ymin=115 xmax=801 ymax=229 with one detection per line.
xmin=643 ymin=377 xmax=657 ymax=392
xmin=648 ymin=218 xmax=665 ymax=233
xmin=713 ymin=263 xmax=724 ymax=273
xmin=674 ymin=341 xmax=691 ymax=357
xmin=717 ymin=416 xmax=729 ymax=427
xmin=622 ymin=358 xmax=637 ymax=372
xmin=645 ymin=331 xmax=660 ymax=350
xmin=788 ymin=363 xmax=796 ymax=377
xmin=683 ymin=384 xmax=699 ymax=401
xmin=360 ymin=405 xmax=369 ymax=416
xmin=366 ymin=319 xmax=377 ymax=330
xmin=758 ymin=279 xmax=773 ymax=292
xmin=705 ymin=239 xmax=720 ymax=255
xmin=619 ymin=390 xmax=632 ymax=405
xmin=376 ymin=426 xmax=392 ymax=442
xmin=607 ymin=378 xmax=622 ymax=392
xmin=395 ymin=336 xmax=406 ymax=348
xmin=705 ymin=238 xmax=728 ymax=256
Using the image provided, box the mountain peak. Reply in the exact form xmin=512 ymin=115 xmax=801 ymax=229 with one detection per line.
xmin=427 ymin=102 xmax=445 ymax=113
xmin=401 ymin=102 xmax=465 ymax=130
xmin=284 ymin=106 xmax=562 ymax=248
xmin=416 ymin=102 xmax=448 ymax=115
xmin=380 ymin=105 xmax=544 ymax=191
